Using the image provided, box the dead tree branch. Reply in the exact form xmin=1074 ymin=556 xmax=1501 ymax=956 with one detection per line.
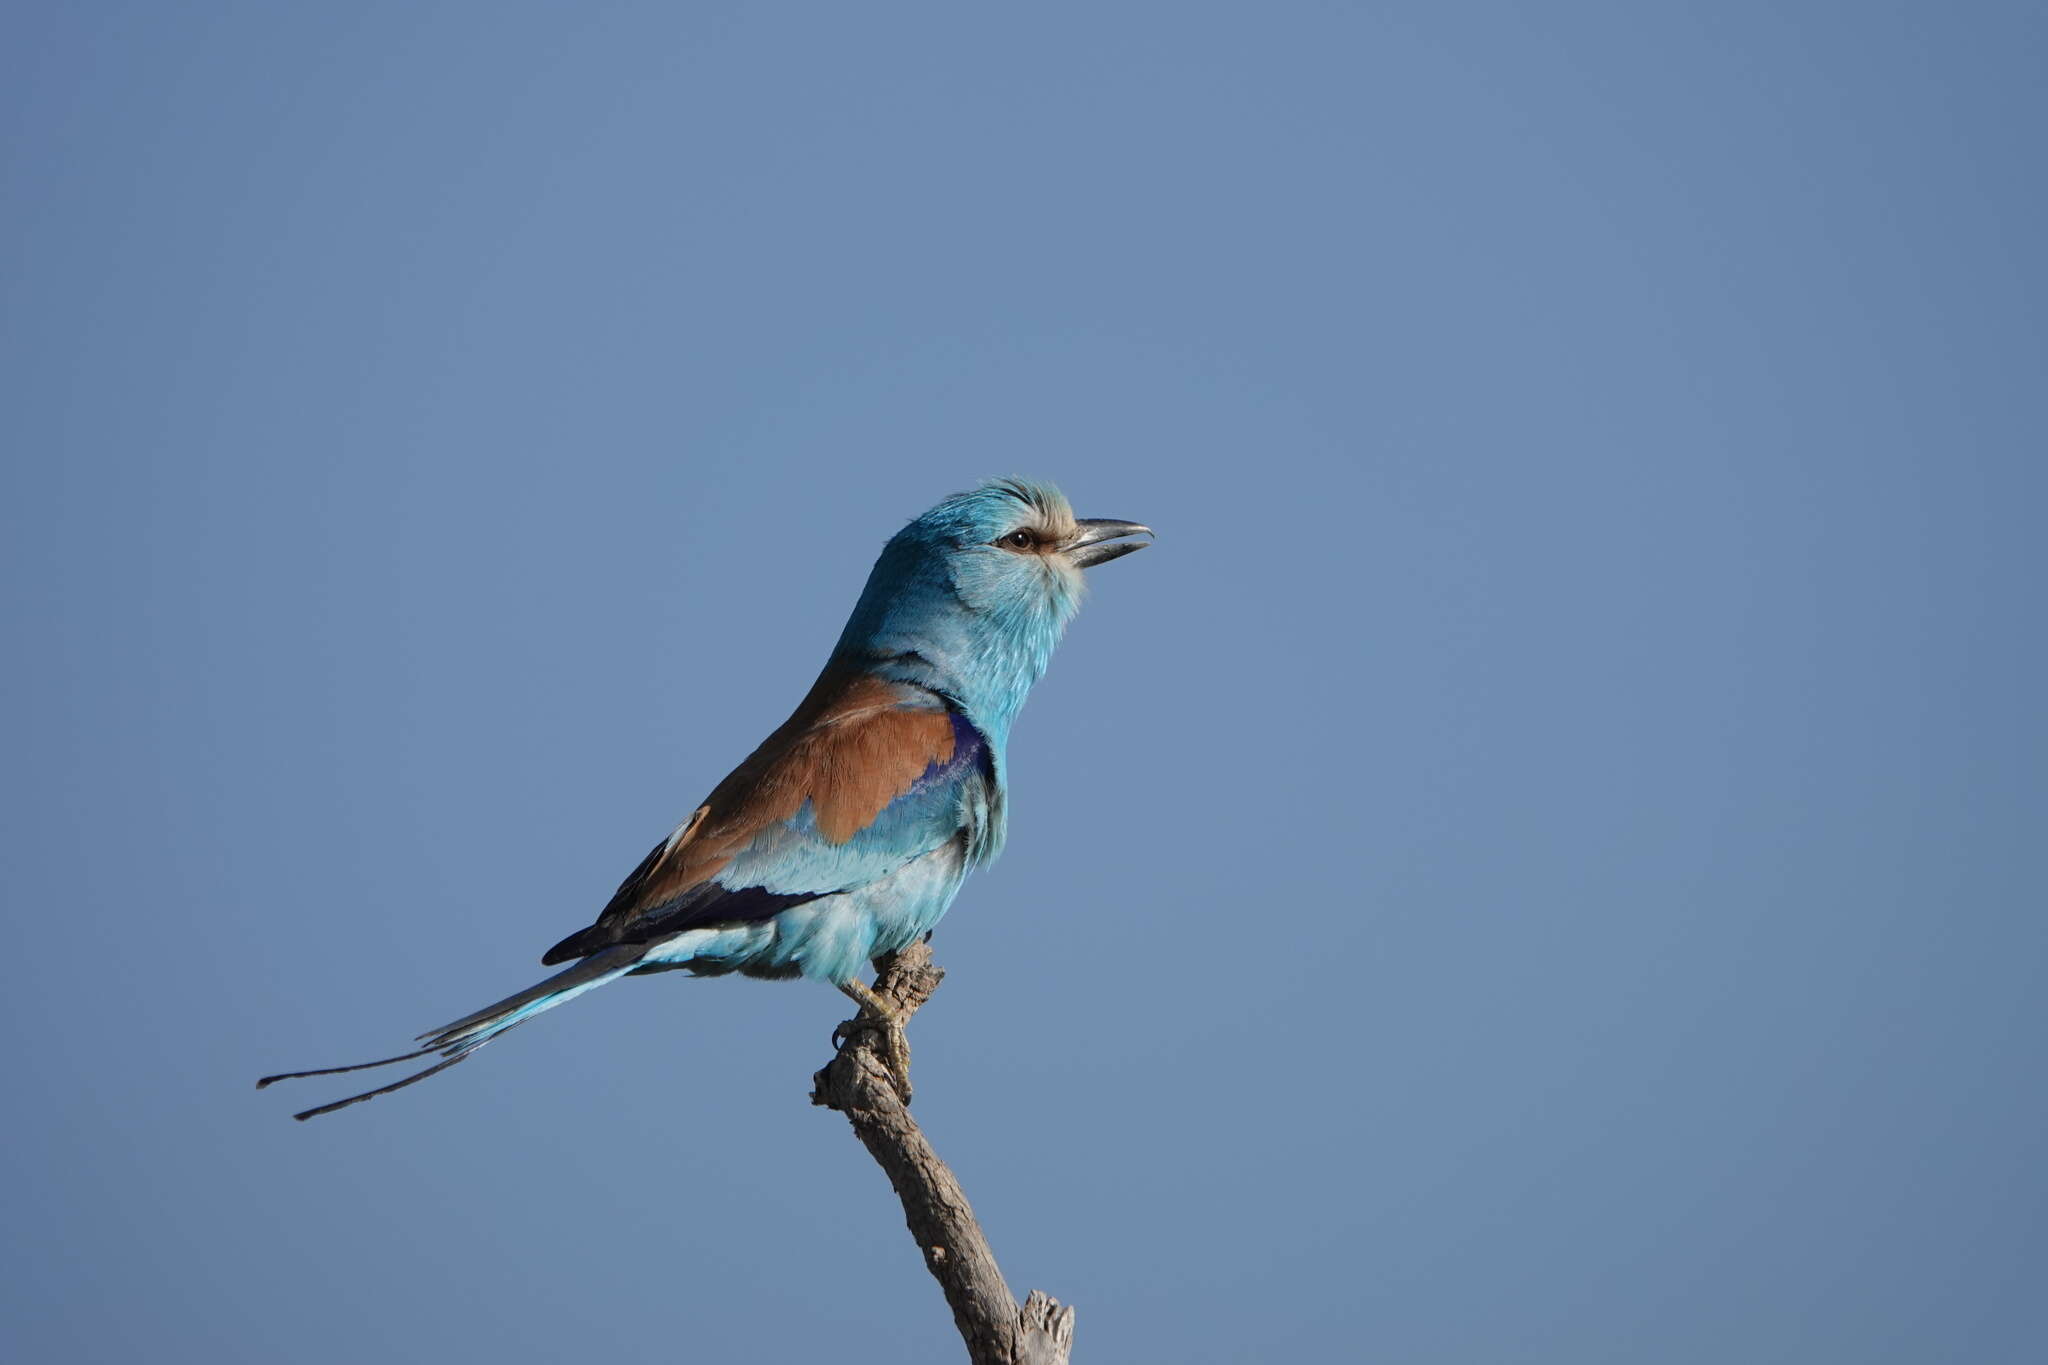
xmin=811 ymin=941 xmax=1075 ymax=1365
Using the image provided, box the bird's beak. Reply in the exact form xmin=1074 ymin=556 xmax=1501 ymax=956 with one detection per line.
xmin=1066 ymin=518 xmax=1154 ymax=569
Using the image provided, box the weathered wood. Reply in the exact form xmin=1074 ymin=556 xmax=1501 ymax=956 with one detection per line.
xmin=811 ymin=942 xmax=1074 ymax=1365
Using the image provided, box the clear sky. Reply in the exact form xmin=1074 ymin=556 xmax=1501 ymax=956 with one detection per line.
xmin=5 ymin=4 xmax=2044 ymax=1362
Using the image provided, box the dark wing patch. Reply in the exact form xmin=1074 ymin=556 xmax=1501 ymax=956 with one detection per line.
xmin=543 ymin=881 xmax=817 ymax=963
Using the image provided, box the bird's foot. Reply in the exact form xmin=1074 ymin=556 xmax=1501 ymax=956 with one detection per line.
xmin=836 ymin=981 xmax=914 ymax=1103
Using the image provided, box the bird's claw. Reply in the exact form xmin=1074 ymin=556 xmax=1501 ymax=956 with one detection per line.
xmin=835 ymin=1010 xmax=914 ymax=1103
xmin=836 ymin=979 xmax=914 ymax=1102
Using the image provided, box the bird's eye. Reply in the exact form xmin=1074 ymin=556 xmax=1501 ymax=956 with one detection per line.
xmin=1000 ymin=530 xmax=1036 ymax=550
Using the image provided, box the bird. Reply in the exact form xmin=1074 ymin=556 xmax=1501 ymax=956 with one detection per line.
xmin=258 ymin=478 xmax=1150 ymax=1119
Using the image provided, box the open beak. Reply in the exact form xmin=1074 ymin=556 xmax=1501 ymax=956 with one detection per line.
xmin=1066 ymin=518 xmax=1154 ymax=569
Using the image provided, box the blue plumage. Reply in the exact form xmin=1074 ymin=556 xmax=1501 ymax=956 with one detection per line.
xmin=259 ymin=479 xmax=1149 ymax=1118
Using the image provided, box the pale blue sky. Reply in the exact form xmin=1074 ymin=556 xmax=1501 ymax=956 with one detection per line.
xmin=5 ymin=4 xmax=2044 ymax=1362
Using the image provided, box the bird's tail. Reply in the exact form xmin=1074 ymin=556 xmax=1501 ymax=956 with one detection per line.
xmin=256 ymin=944 xmax=646 ymax=1120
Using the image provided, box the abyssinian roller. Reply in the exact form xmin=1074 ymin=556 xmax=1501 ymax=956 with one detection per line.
xmin=259 ymin=479 xmax=1150 ymax=1118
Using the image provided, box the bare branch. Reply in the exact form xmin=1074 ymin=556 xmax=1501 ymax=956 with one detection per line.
xmin=811 ymin=942 xmax=1075 ymax=1365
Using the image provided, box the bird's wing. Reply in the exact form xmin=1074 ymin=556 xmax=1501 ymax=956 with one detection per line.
xmin=541 ymin=671 xmax=988 ymax=964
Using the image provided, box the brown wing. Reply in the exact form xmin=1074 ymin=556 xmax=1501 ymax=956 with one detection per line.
xmin=540 ymin=668 xmax=961 ymax=964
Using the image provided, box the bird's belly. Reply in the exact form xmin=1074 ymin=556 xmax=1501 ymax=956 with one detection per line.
xmin=640 ymin=838 xmax=970 ymax=986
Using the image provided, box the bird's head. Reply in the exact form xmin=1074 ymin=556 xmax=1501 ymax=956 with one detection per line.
xmin=836 ymin=478 xmax=1151 ymax=730
xmin=904 ymin=476 xmax=1152 ymax=619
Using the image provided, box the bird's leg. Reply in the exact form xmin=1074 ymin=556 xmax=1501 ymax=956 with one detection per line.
xmin=836 ymin=979 xmax=913 ymax=1102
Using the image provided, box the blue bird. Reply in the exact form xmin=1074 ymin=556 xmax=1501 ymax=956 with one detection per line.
xmin=260 ymin=479 xmax=1150 ymax=1118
